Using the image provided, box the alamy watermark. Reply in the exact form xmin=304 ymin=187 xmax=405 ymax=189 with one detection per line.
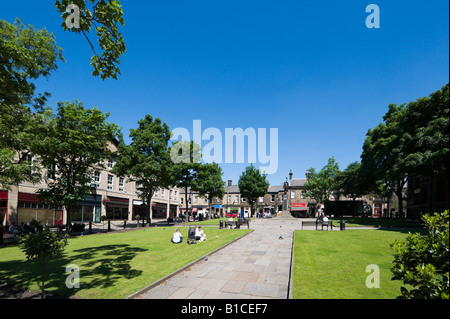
xmin=65 ymin=4 xmax=80 ymax=29
xmin=365 ymin=264 xmax=380 ymax=289
xmin=366 ymin=4 xmax=380 ymax=29
xmin=171 ymin=120 xmax=278 ymax=175
xmin=65 ymin=264 xmax=80 ymax=289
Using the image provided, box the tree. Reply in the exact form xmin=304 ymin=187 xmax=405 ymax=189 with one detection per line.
xmin=194 ymin=162 xmax=225 ymax=218
xmin=19 ymin=227 xmax=68 ymax=299
xmin=238 ymin=165 xmax=269 ymax=217
xmin=0 ymin=18 xmax=64 ymax=189
xmin=390 ymin=210 xmax=449 ymax=299
xmin=35 ymin=100 xmax=119 ymax=229
xmin=361 ymin=83 xmax=449 ymax=218
xmin=171 ymin=140 xmax=202 ymax=219
xmin=336 ymin=161 xmax=366 ymax=201
xmin=54 ymin=0 xmax=126 ymax=80
xmin=112 ymin=115 xmax=174 ymax=225
xmin=304 ymin=157 xmax=341 ymax=214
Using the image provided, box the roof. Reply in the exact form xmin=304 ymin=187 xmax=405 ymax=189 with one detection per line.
xmin=289 ymin=178 xmax=307 ymax=187
xmin=268 ymin=185 xmax=284 ymax=193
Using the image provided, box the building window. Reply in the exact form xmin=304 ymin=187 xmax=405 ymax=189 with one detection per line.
xmin=119 ymin=177 xmax=124 ymax=192
xmin=235 ymin=195 xmax=239 ymax=203
xmin=291 ymin=191 xmax=295 ymax=199
xmin=227 ymin=195 xmax=231 ymax=203
xmin=108 ymin=158 xmax=115 ymax=168
xmin=259 ymin=197 xmax=264 ymax=203
xmin=94 ymin=171 xmax=101 ymax=188
xmin=48 ymin=164 xmax=57 ymax=180
xmin=271 ymin=194 xmax=275 ymax=202
xmin=107 ymin=175 xmax=113 ymax=190
xmin=181 ymin=197 xmax=184 ymax=205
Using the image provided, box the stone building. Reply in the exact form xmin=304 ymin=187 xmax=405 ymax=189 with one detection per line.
xmin=1 ymin=141 xmax=180 ymax=227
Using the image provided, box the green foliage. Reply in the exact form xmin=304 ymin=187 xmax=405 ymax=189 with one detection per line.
xmin=0 ymin=18 xmax=64 ymax=108
xmin=54 ymin=0 xmax=126 ymax=80
xmin=238 ymin=165 xmax=269 ymax=216
xmin=112 ymin=115 xmax=174 ymax=223
xmin=194 ymin=162 xmax=226 ymax=211
xmin=390 ymin=211 xmax=449 ymax=299
xmin=35 ymin=100 xmax=119 ymax=224
xmin=0 ymin=18 xmax=64 ymax=188
xmin=19 ymin=228 xmax=68 ymax=261
xmin=361 ymin=84 xmax=449 ymax=215
xmin=171 ymin=140 xmax=202 ymax=214
xmin=304 ymin=157 xmax=340 ymax=205
xmin=18 ymin=227 xmax=68 ymax=298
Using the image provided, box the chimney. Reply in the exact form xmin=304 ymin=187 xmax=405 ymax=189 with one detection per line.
xmin=289 ymin=170 xmax=293 ymax=181
xmin=228 ymin=180 xmax=232 ymax=187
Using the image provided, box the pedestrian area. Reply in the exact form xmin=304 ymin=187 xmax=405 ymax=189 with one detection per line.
xmin=133 ymin=214 xmax=308 ymax=299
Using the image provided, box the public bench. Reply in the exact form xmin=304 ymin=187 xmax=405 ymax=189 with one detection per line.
xmin=301 ymin=219 xmax=334 ymax=230
xmin=220 ymin=218 xmax=250 ymax=229
xmin=235 ymin=218 xmax=250 ymax=229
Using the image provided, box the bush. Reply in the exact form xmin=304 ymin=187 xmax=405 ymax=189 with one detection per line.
xmin=390 ymin=210 xmax=449 ymax=299
xmin=19 ymin=228 xmax=68 ymax=298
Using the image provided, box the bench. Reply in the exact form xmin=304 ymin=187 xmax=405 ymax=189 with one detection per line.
xmin=220 ymin=218 xmax=250 ymax=229
xmin=301 ymin=219 xmax=334 ymax=230
xmin=235 ymin=218 xmax=250 ymax=229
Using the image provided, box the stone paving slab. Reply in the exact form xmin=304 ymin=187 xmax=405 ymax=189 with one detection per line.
xmin=135 ymin=215 xmax=303 ymax=299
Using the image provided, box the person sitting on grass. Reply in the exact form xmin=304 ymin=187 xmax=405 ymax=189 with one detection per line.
xmin=195 ymin=226 xmax=207 ymax=242
xmin=171 ymin=228 xmax=183 ymax=244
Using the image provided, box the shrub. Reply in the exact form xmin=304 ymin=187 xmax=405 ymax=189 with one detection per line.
xmin=390 ymin=210 xmax=449 ymax=299
xmin=19 ymin=228 xmax=68 ymax=298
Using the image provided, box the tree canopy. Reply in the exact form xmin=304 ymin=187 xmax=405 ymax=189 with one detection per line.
xmin=35 ymin=100 xmax=119 ymax=226
xmin=238 ymin=165 xmax=269 ymax=217
xmin=112 ymin=115 xmax=174 ymax=224
xmin=54 ymin=0 xmax=126 ymax=80
xmin=0 ymin=19 xmax=64 ymax=189
xmin=304 ymin=157 xmax=340 ymax=206
xmin=361 ymin=83 xmax=449 ymax=216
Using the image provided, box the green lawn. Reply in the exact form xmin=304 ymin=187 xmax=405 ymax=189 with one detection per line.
xmin=0 ymin=226 xmax=250 ymax=299
xmin=292 ymin=229 xmax=415 ymax=299
xmin=329 ymin=217 xmax=424 ymax=228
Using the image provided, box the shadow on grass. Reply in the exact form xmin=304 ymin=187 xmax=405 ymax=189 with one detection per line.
xmin=0 ymin=244 xmax=147 ymax=298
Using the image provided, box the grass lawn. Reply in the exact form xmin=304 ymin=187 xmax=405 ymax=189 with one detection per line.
xmin=329 ymin=217 xmax=424 ymax=228
xmin=0 ymin=226 xmax=250 ymax=299
xmin=292 ymin=229 xmax=416 ymax=299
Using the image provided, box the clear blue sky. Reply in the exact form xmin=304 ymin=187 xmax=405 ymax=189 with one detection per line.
xmin=2 ymin=0 xmax=449 ymax=185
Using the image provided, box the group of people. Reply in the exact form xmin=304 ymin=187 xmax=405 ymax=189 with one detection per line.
xmin=171 ymin=226 xmax=207 ymax=244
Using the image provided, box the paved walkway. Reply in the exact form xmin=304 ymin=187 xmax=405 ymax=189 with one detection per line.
xmin=134 ymin=214 xmax=304 ymax=299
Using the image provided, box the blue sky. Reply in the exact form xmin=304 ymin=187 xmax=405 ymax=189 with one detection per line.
xmin=2 ymin=0 xmax=449 ymax=185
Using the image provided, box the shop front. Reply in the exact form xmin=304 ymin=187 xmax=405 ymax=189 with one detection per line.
xmin=290 ymin=202 xmax=309 ymax=218
xmin=17 ymin=192 xmax=63 ymax=225
xmin=152 ymin=202 xmax=167 ymax=219
xmin=105 ymin=196 xmax=129 ymax=220
xmin=72 ymin=194 xmax=102 ymax=223
xmin=1 ymin=191 xmax=8 ymax=226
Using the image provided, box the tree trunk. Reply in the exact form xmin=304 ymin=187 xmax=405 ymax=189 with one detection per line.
xmin=146 ymin=197 xmax=151 ymax=226
xmin=185 ymin=186 xmax=189 ymax=221
xmin=41 ymin=257 xmax=45 ymax=299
